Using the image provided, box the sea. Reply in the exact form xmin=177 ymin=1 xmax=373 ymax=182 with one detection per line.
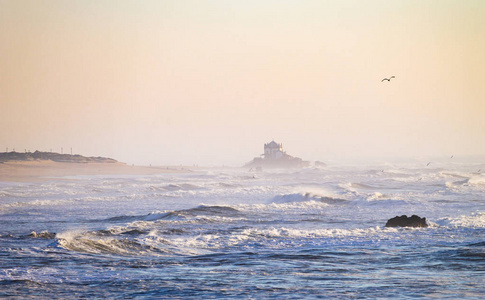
xmin=1 ymin=159 xmax=484 ymax=299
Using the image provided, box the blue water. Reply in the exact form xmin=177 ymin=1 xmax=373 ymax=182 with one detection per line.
xmin=1 ymin=161 xmax=484 ymax=298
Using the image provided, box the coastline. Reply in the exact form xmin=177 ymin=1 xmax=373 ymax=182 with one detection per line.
xmin=0 ymin=160 xmax=187 ymax=183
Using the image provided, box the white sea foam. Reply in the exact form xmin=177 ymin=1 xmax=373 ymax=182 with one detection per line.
xmin=435 ymin=212 xmax=485 ymax=228
xmin=240 ymin=227 xmax=382 ymax=239
xmin=271 ymin=193 xmax=323 ymax=204
xmin=468 ymin=175 xmax=485 ymax=186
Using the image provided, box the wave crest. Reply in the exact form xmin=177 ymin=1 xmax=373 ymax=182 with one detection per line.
xmin=434 ymin=212 xmax=485 ymax=228
xmin=271 ymin=193 xmax=347 ymax=205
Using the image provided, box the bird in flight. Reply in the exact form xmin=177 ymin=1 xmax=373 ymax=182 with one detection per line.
xmin=426 ymin=162 xmax=431 ymax=166
xmin=381 ymin=76 xmax=395 ymax=82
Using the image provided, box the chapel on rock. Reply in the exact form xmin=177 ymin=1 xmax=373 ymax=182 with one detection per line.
xmin=245 ymin=140 xmax=309 ymax=169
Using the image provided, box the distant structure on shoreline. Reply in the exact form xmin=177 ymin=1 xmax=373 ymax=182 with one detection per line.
xmin=245 ymin=141 xmax=310 ymax=169
xmin=0 ymin=150 xmax=118 ymax=164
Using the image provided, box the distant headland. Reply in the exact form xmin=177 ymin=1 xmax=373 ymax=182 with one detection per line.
xmin=0 ymin=151 xmax=118 ymax=164
xmin=0 ymin=151 xmax=187 ymax=182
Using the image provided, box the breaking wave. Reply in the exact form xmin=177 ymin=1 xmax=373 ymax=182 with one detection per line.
xmin=271 ymin=192 xmax=347 ymax=205
xmin=468 ymin=175 xmax=485 ymax=186
xmin=434 ymin=212 xmax=485 ymax=228
xmin=55 ymin=232 xmax=172 ymax=256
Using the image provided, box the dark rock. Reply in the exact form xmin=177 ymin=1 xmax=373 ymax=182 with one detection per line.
xmin=385 ymin=215 xmax=428 ymax=228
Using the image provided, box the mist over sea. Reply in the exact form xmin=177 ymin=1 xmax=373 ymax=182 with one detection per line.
xmin=1 ymin=161 xmax=484 ymax=298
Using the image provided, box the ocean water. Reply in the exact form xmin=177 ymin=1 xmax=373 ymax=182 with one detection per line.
xmin=1 ymin=161 xmax=484 ymax=299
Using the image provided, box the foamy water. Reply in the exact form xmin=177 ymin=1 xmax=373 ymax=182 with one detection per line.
xmin=1 ymin=162 xmax=484 ymax=298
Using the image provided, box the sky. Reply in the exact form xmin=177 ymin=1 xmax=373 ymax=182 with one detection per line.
xmin=1 ymin=0 xmax=484 ymax=166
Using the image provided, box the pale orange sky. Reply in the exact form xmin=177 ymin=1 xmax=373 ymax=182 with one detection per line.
xmin=1 ymin=0 xmax=484 ymax=165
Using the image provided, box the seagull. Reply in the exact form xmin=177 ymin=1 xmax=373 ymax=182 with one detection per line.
xmin=381 ymin=76 xmax=395 ymax=82
xmin=427 ymin=162 xmax=431 ymax=166
xmin=451 ymin=155 xmax=454 ymax=159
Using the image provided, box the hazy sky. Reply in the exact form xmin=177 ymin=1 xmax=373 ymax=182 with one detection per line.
xmin=1 ymin=0 xmax=484 ymax=165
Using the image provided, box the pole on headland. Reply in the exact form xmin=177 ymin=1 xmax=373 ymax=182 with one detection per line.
xmin=71 ymin=147 xmax=72 ymax=155
xmin=61 ymin=147 xmax=63 ymax=154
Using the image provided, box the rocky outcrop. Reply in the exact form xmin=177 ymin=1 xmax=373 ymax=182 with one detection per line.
xmin=245 ymin=155 xmax=310 ymax=169
xmin=244 ymin=141 xmax=311 ymax=169
xmin=314 ymin=161 xmax=327 ymax=167
xmin=385 ymin=215 xmax=428 ymax=228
